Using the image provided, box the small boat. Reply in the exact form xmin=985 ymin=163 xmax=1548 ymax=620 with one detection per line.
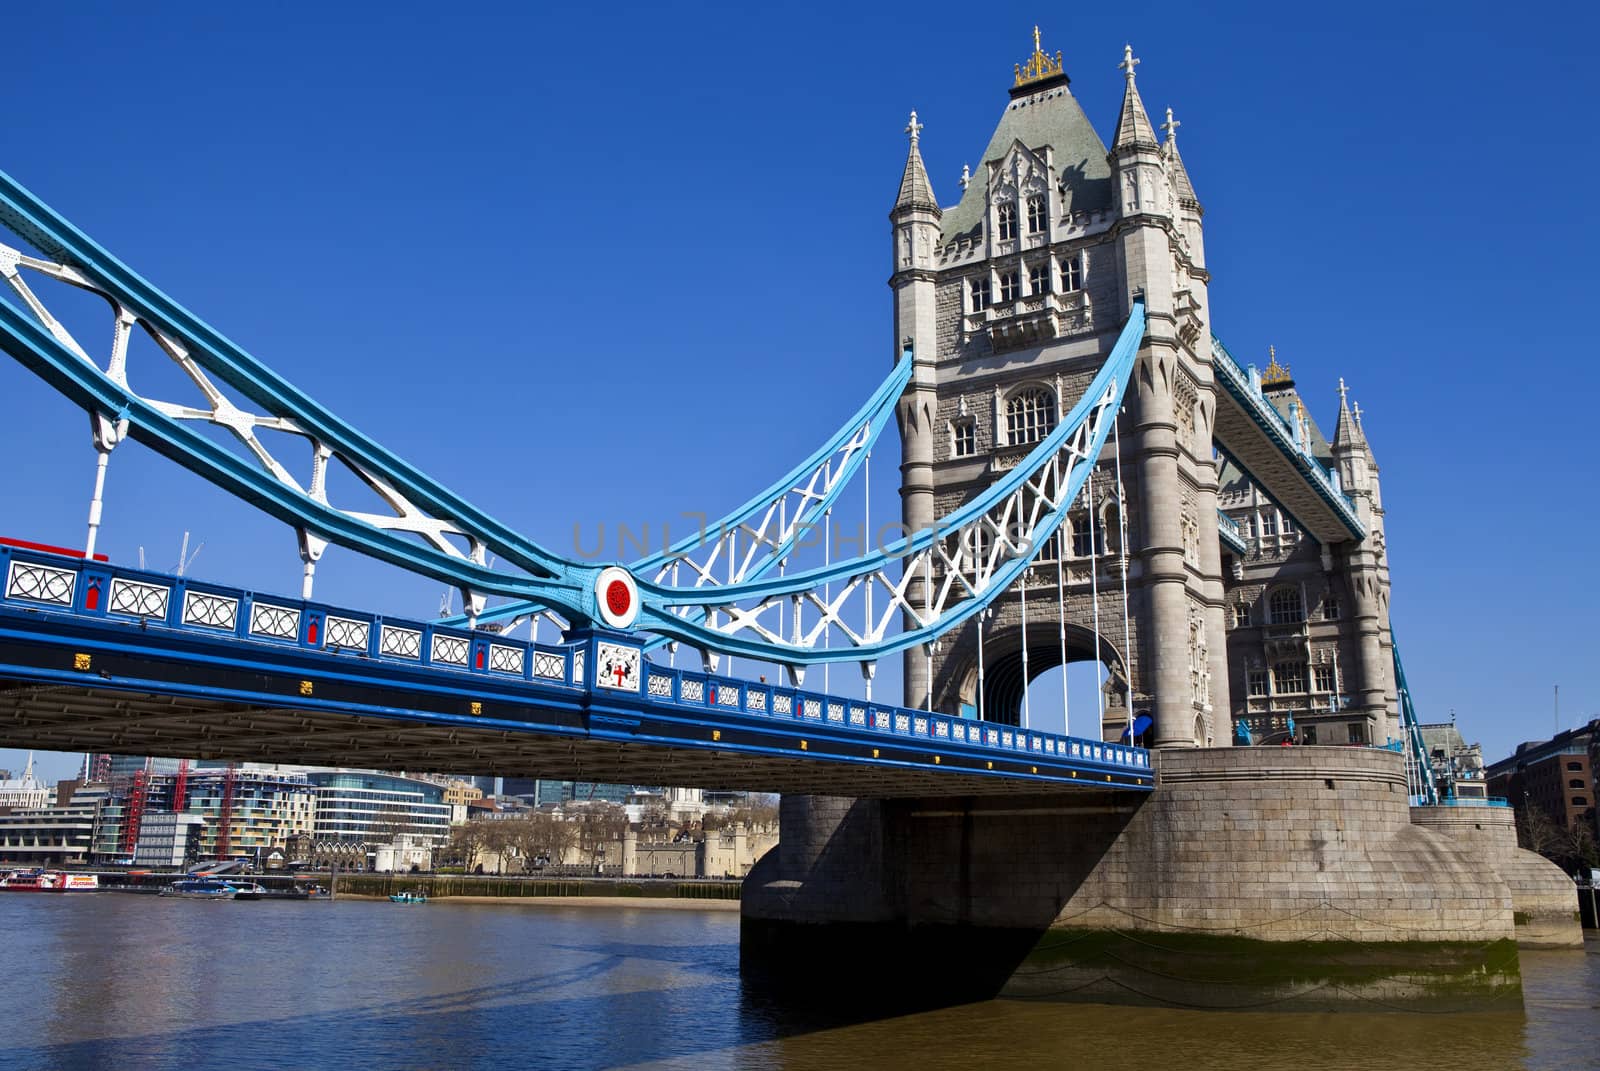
xmin=226 ymin=881 xmax=268 ymax=900
xmin=388 ymin=890 xmax=428 ymax=904
xmin=161 ymin=878 xmax=238 ymax=900
xmin=0 ymin=869 xmax=99 ymax=892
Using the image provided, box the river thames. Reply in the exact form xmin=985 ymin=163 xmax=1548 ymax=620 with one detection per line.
xmin=2 ymin=895 xmax=1595 ymax=1070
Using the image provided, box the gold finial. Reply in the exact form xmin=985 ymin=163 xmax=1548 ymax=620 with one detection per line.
xmin=1014 ymin=26 xmax=1065 ymax=87
xmin=1260 ymin=345 xmax=1293 ymax=387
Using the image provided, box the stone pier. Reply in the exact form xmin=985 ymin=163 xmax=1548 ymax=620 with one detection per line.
xmin=743 ymin=747 xmax=1540 ymax=1012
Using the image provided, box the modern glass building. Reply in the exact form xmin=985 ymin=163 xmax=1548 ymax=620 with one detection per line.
xmin=305 ymin=771 xmax=450 ymax=846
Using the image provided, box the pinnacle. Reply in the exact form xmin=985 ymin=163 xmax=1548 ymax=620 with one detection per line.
xmin=1113 ymin=45 xmax=1158 ymax=150
xmin=894 ymin=111 xmax=940 ymax=213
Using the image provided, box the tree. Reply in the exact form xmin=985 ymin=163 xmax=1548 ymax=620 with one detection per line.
xmin=1516 ymin=802 xmax=1564 ymax=858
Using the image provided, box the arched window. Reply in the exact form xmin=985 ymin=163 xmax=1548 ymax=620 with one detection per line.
xmin=1069 ymin=512 xmax=1104 ymax=557
xmin=1027 ymin=196 xmax=1047 ymax=233
xmin=1268 ymin=587 xmax=1304 ymax=625
xmin=1570 ymin=779 xmax=1587 ymax=790
xmin=1005 ymin=388 xmax=1056 ymax=446
xmin=996 ymin=203 xmax=1017 ymax=241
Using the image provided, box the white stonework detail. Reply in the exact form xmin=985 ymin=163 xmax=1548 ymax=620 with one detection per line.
xmin=571 ymin=650 xmax=585 ymax=683
xmin=772 ymin=693 xmax=793 ymax=715
xmin=680 ymin=678 xmax=705 ymax=703
xmin=746 ymin=690 xmax=767 ymax=712
xmin=647 ymin=673 xmax=673 ymax=698
xmin=716 ymin=685 xmax=739 ymax=707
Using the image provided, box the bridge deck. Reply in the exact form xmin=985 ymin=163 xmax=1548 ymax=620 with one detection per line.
xmin=0 ymin=548 xmax=1151 ymax=797
xmin=1211 ymin=336 xmax=1365 ymax=545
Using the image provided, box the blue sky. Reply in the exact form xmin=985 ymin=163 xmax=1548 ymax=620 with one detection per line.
xmin=2 ymin=2 xmax=1596 ymax=783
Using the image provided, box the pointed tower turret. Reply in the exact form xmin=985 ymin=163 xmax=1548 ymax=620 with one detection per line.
xmin=1329 ymin=379 xmax=1393 ymax=743
xmin=894 ymin=112 xmax=940 ymax=215
xmin=1113 ymin=45 xmax=1159 ymax=150
xmin=891 ymin=111 xmax=943 ymax=709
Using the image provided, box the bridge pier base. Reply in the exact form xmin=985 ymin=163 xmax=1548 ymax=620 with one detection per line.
xmin=743 ymin=747 xmax=1528 ymax=1012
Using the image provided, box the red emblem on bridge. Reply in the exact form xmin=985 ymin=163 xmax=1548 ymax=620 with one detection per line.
xmin=593 ymin=566 xmax=640 ymax=630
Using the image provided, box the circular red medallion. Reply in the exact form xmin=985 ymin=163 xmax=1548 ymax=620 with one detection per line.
xmin=605 ymin=578 xmax=632 ymax=618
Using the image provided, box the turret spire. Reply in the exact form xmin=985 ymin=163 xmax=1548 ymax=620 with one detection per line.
xmin=893 ymin=110 xmax=939 ymax=213
xmin=1162 ymin=106 xmax=1198 ymax=204
xmin=1113 ymin=44 xmax=1158 ymax=149
xmin=1333 ymin=377 xmax=1366 ymax=449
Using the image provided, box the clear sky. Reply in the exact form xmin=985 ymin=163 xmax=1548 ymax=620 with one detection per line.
xmin=2 ymin=2 xmax=1596 ymax=784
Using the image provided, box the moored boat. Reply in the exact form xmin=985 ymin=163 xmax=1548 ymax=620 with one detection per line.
xmin=0 ymin=869 xmax=99 ymax=892
xmin=160 ymin=878 xmax=238 ymax=900
xmin=226 ymin=881 xmax=268 ymax=900
xmin=389 ymin=890 xmax=428 ymax=904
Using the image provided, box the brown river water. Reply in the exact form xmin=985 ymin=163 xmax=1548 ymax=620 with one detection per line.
xmin=2 ymin=894 xmax=1595 ymax=1070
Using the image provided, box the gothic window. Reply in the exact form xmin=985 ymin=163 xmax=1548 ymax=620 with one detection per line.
xmin=1060 ymin=255 xmax=1082 ymax=292
xmin=1281 ymin=515 xmax=1297 ymax=535
xmin=1232 ymin=603 xmax=1249 ymax=628
xmin=951 ymin=421 xmax=976 ymax=458
xmin=1028 ymin=263 xmax=1049 ymax=295
xmin=969 ymin=276 xmax=989 ymax=312
xmin=1313 ymin=664 xmax=1335 ymax=693
xmin=997 ymin=203 xmax=1017 ymax=241
xmin=1243 ymin=515 xmax=1255 ymax=538
xmin=1026 ymin=196 xmax=1046 ymax=233
xmin=1005 ymin=388 xmax=1056 ymax=446
xmin=1268 ymin=587 xmax=1304 ymax=625
xmin=1070 ymin=512 xmax=1103 ymax=557
xmin=1272 ymin=661 xmax=1306 ymax=694
xmin=1322 ymin=592 xmax=1341 ymax=620
xmin=1247 ymin=669 xmax=1268 ymax=696
xmin=1301 ymin=725 xmax=1318 ymax=745
xmin=1347 ymin=722 xmax=1367 ymax=744
xmin=999 ymin=271 xmax=1019 ymax=303
xmin=1259 ymin=510 xmax=1278 ymax=537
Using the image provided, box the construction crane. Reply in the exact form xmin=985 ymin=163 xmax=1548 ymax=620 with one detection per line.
xmin=214 ymin=762 xmax=238 ymax=861
xmin=172 ymin=758 xmax=190 ymax=812
xmin=119 ymin=768 xmax=148 ymax=861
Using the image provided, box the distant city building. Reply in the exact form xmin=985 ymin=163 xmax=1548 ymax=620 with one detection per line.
xmin=1486 ymin=720 xmax=1598 ymax=836
xmin=0 ymin=785 xmax=103 ymax=865
xmin=133 ymin=813 xmax=205 ymax=868
xmin=1418 ymin=722 xmax=1487 ymax=801
xmin=305 ymin=770 xmax=450 ymax=846
xmin=184 ymin=768 xmax=316 ymax=862
xmin=0 ymin=752 xmax=49 ymax=810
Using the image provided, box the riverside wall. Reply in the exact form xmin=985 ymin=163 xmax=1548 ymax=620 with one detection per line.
xmin=742 ymin=746 xmax=1529 ymax=1012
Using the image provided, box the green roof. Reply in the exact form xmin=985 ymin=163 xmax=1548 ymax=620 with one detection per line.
xmin=939 ymin=85 xmax=1112 ymax=246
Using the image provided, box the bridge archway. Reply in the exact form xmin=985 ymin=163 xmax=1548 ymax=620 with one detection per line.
xmin=935 ymin=619 xmax=1129 ymax=734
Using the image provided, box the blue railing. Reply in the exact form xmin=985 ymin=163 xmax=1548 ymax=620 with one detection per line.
xmin=0 ymin=544 xmax=1150 ymax=778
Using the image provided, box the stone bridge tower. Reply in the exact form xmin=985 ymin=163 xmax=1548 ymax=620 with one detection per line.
xmin=893 ymin=32 xmax=1230 ymax=747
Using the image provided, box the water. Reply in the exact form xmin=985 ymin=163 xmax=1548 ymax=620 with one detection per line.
xmin=2 ymin=895 xmax=1595 ymax=1071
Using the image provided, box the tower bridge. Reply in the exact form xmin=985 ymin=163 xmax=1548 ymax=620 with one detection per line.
xmin=0 ymin=26 xmax=1581 ymax=1012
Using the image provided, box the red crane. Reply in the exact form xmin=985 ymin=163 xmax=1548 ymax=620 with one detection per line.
xmin=172 ymin=758 xmax=190 ymax=812
xmin=120 ymin=769 xmax=148 ymax=859
xmin=214 ymin=763 xmax=238 ymax=860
